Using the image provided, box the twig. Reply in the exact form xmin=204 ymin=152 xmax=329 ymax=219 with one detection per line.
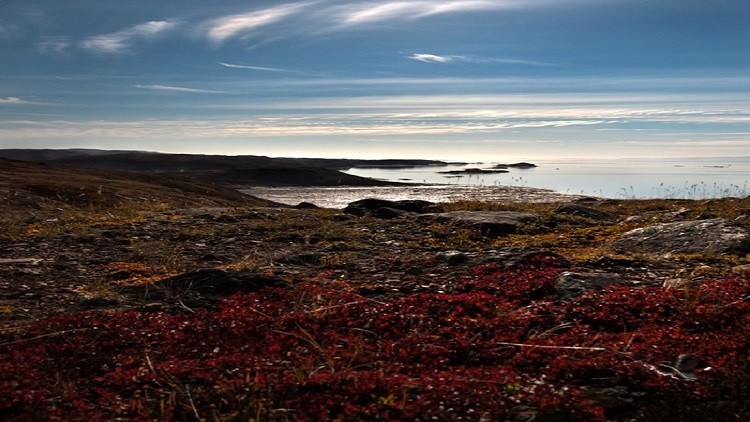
xmin=144 ymin=351 xmax=165 ymax=387
xmin=185 ymin=384 xmax=201 ymax=420
xmin=492 ymin=342 xmax=607 ymax=352
xmin=145 ymin=351 xmax=156 ymax=374
xmin=0 ymin=328 xmax=90 ymax=347
xmin=246 ymin=306 xmax=272 ymax=319
xmin=177 ymin=299 xmax=196 ymax=314
xmin=622 ymin=333 xmax=636 ymax=353
xmin=306 ymin=300 xmax=370 ymax=314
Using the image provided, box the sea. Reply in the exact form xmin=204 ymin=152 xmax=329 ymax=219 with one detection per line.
xmin=346 ymin=158 xmax=750 ymax=199
xmin=242 ymin=157 xmax=750 ymax=208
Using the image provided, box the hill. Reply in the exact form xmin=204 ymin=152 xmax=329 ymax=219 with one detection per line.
xmin=0 ymin=149 xmax=447 ymax=186
xmin=0 ymin=158 xmax=277 ymax=214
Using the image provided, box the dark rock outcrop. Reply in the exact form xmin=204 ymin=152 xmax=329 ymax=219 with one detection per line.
xmin=555 ymin=203 xmax=618 ymax=223
xmin=611 ymin=218 xmax=750 ymax=255
xmin=420 ymin=211 xmax=539 ymax=237
xmin=438 ymin=168 xmax=509 ymax=175
xmin=295 ymin=202 xmax=319 ymax=209
xmin=505 ymin=162 xmax=537 ymax=169
xmin=343 ymin=198 xmax=437 ymax=217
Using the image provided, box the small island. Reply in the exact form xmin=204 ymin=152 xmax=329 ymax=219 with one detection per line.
xmin=494 ymin=162 xmax=538 ymax=169
xmin=438 ymin=167 xmax=510 ymax=175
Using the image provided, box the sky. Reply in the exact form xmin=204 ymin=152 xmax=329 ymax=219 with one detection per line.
xmin=1 ymin=0 xmax=749 ymax=161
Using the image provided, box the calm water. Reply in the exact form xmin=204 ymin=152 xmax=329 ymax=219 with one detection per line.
xmin=345 ymin=158 xmax=750 ymax=199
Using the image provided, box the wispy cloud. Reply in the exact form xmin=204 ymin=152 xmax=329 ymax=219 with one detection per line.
xmin=409 ymin=53 xmax=454 ymax=63
xmin=331 ymin=0 xmax=528 ymax=26
xmin=0 ymin=97 xmax=28 ymax=105
xmin=80 ymin=20 xmax=179 ymax=54
xmin=408 ymin=53 xmax=554 ymax=66
xmin=218 ymin=61 xmax=292 ymax=72
xmin=37 ymin=36 xmax=72 ymax=55
xmin=204 ymin=2 xmax=311 ymax=45
xmin=133 ymin=85 xmax=225 ymax=94
xmin=200 ymin=0 xmax=578 ymax=45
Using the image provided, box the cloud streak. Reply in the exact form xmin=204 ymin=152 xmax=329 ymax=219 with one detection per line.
xmin=80 ymin=20 xmax=179 ymax=54
xmin=409 ymin=53 xmax=454 ymax=63
xmin=4 ymin=92 xmax=748 ymax=141
xmin=0 ymin=97 xmax=28 ymax=105
xmin=133 ymin=85 xmax=225 ymax=94
xmin=218 ymin=62 xmax=292 ymax=72
xmin=37 ymin=36 xmax=72 ymax=55
xmin=408 ymin=53 xmax=554 ymax=66
xmin=205 ymin=2 xmax=311 ymax=45
xmin=332 ymin=0 xmax=525 ymax=26
xmin=199 ymin=0 xmax=586 ymax=45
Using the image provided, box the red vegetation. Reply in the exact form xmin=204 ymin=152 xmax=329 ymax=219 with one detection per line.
xmin=1 ymin=254 xmax=748 ymax=420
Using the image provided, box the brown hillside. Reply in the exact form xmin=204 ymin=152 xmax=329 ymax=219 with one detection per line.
xmin=0 ymin=158 xmax=277 ymax=213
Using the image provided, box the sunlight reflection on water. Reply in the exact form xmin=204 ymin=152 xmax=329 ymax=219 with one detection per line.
xmin=240 ymin=184 xmax=580 ymax=209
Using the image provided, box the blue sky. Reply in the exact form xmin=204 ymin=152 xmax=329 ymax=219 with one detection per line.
xmin=1 ymin=0 xmax=749 ymax=160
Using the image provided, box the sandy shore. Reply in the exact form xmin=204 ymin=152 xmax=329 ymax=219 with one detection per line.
xmin=240 ymin=184 xmax=582 ymax=208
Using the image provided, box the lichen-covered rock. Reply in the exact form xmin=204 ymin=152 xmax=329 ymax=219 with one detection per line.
xmin=611 ymin=218 xmax=750 ymax=255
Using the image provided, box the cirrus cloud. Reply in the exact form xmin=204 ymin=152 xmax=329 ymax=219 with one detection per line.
xmin=37 ymin=36 xmax=72 ymax=55
xmin=133 ymin=85 xmax=225 ymax=94
xmin=80 ymin=20 xmax=179 ymax=54
xmin=204 ymin=2 xmax=311 ymax=45
xmin=409 ymin=53 xmax=455 ymax=63
xmin=408 ymin=53 xmax=554 ymax=66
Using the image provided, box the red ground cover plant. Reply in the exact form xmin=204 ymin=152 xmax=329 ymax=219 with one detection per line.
xmin=1 ymin=254 xmax=748 ymax=420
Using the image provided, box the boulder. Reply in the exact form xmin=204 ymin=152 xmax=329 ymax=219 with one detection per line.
xmin=420 ymin=211 xmax=539 ymax=237
xmin=611 ymin=218 xmax=750 ymax=255
xmin=343 ymin=198 xmax=436 ymax=217
xmin=437 ymin=250 xmax=469 ymax=266
xmin=295 ymin=202 xmax=319 ymax=209
xmin=554 ymin=271 xmax=631 ymax=299
xmin=373 ymin=207 xmax=408 ymax=219
xmin=555 ymin=203 xmax=618 ymax=222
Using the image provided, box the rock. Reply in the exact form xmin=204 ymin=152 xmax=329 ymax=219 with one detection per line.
xmin=420 ymin=211 xmax=539 ymax=237
xmin=505 ymin=162 xmax=537 ymax=169
xmin=343 ymin=198 xmax=436 ymax=217
xmin=574 ymin=196 xmax=600 ymax=203
xmin=611 ymin=218 xmax=750 ymax=255
xmin=624 ymin=215 xmax=643 ymax=223
xmin=214 ymin=214 xmax=239 ymax=223
xmin=655 ymin=354 xmax=707 ymax=381
xmin=438 ymin=168 xmax=509 ymax=175
xmin=555 ymin=271 xmax=630 ymax=299
xmin=121 ymin=268 xmax=288 ymax=307
xmin=555 ymin=203 xmax=618 ymax=222
xmin=674 ymin=354 xmax=705 ymax=372
xmin=437 ymin=251 xmax=468 ymax=266
xmin=295 ymin=202 xmax=319 ymax=209
xmin=372 ymin=207 xmax=408 ymax=219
